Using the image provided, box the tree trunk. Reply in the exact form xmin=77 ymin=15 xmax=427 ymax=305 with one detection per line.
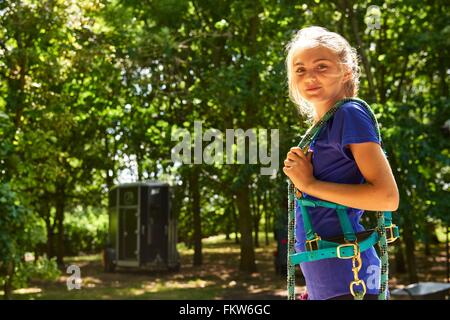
xmin=190 ymin=168 xmax=202 ymax=266
xmin=424 ymin=222 xmax=433 ymax=256
xmin=225 ymin=207 xmax=232 ymax=241
xmin=251 ymin=187 xmax=260 ymax=248
xmin=253 ymin=216 xmax=260 ymax=248
xmin=3 ymin=260 xmax=15 ymax=300
xmin=344 ymin=0 xmax=376 ymax=101
xmin=378 ymin=17 xmax=387 ymax=103
xmin=46 ymin=220 xmax=55 ymax=259
xmin=438 ymin=52 xmax=448 ymax=97
xmin=383 ymin=143 xmax=417 ymax=282
xmin=235 ymin=183 xmax=257 ymax=273
xmin=446 ymin=225 xmax=449 ymax=283
xmin=4 ymin=30 xmax=27 ymax=181
xmin=445 ymin=224 xmax=450 ymax=283
xmin=12 ymin=32 xmax=27 ymax=130
xmin=136 ymin=149 xmax=143 ymax=181
xmin=394 ymin=55 xmax=410 ymax=102
xmin=42 ymin=200 xmax=56 ymax=259
xmin=231 ymin=199 xmax=239 ymax=244
xmin=55 ymin=188 xmax=66 ymax=268
xmin=103 ymin=130 xmax=115 ymax=190
xmin=264 ymin=191 xmax=269 ymax=246
xmin=394 ymin=240 xmax=407 ymax=274
xmin=403 ymin=215 xmax=419 ymax=283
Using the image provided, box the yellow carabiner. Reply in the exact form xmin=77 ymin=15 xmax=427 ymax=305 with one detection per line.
xmin=350 ymin=280 xmax=367 ymax=297
xmin=352 ymin=254 xmax=363 ymax=271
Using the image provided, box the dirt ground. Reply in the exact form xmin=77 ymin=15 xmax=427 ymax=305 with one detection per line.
xmin=15 ymin=238 xmax=450 ymax=300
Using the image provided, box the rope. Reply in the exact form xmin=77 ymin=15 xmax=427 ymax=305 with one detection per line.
xmin=377 ymin=211 xmax=389 ymax=300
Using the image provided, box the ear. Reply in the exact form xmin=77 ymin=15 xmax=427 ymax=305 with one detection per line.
xmin=341 ymin=67 xmax=352 ymax=84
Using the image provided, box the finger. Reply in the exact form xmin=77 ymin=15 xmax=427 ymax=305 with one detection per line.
xmin=290 ymin=147 xmax=306 ymax=158
xmin=306 ymin=151 xmax=313 ymax=161
xmin=287 ymin=149 xmax=305 ymax=160
xmin=286 ymin=152 xmax=301 ymax=161
xmin=284 ymin=159 xmax=296 ymax=167
xmin=287 ymin=153 xmax=305 ymax=163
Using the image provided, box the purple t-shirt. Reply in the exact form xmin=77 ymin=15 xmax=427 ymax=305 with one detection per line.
xmin=295 ymin=100 xmax=382 ymax=300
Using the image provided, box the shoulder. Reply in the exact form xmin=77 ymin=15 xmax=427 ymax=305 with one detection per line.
xmin=331 ymin=100 xmax=376 ymax=130
xmin=330 ymin=99 xmax=380 ymax=145
xmin=334 ymin=100 xmax=372 ymax=120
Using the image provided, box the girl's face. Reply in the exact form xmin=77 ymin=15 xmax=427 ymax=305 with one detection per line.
xmin=291 ymin=46 xmax=351 ymax=105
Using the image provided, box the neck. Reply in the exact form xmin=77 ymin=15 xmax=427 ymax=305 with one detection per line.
xmin=312 ymin=95 xmax=348 ymax=123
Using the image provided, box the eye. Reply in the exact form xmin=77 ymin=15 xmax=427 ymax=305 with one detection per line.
xmin=296 ymin=68 xmax=305 ymax=75
xmin=317 ymin=64 xmax=328 ymax=71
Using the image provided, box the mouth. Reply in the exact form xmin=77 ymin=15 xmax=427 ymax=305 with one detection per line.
xmin=306 ymin=86 xmax=321 ymax=92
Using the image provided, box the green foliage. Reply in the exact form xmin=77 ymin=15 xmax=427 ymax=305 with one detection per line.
xmin=0 ymin=184 xmax=45 ymax=263
xmin=374 ymin=96 xmax=450 ymax=234
xmin=0 ymin=0 xmax=448 ymax=283
xmin=64 ymin=207 xmax=108 ymax=256
xmin=9 ymin=256 xmax=61 ymax=290
xmin=0 ymin=183 xmax=47 ymax=294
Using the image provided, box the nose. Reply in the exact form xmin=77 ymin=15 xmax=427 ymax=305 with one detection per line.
xmin=304 ymin=69 xmax=318 ymax=81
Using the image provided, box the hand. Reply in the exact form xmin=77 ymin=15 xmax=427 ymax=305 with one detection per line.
xmin=282 ymin=147 xmax=316 ymax=192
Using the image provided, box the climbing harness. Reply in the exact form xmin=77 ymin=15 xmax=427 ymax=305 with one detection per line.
xmin=287 ymin=97 xmax=400 ymax=300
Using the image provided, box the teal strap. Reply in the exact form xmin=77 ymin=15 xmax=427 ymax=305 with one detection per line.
xmin=290 ymin=245 xmax=355 ymax=265
xmin=391 ymin=225 xmax=400 ymax=239
xmin=382 ymin=211 xmax=399 ymax=240
xmin=297 ymin=198 xmax=348 ymax=211
xmin=383 ymin=211 xmax=392 ymax=226
xmin=290 ymin=231 xmax=379 ymax=264
xmin=336 ymin=208 xmax=356 ymax=242
xmin=297 ymin=198 xmax=356 ymax=242
xmin=299 ymin=204 xmax=315 ymax=241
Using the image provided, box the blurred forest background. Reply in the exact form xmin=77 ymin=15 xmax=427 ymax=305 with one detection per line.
xmin=0 ymin=0 xmax=449 ymax=299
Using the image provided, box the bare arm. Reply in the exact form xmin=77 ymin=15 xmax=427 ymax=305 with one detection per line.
xmin=302 ymin=142 xmax=399 ymax=211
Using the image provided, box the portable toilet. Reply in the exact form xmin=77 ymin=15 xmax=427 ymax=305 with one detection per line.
xmin=104 ymin=181 xmax=180 ymax=272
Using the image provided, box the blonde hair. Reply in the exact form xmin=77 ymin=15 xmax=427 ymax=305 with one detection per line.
xmin=285 ymin=26 xmax=361 ymax=118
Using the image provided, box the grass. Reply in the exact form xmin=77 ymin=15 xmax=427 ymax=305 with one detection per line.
xmin=4 ymin=233 xmax=294 ymax=300
xmin=2 ymin=233 xmax=448 ymax=300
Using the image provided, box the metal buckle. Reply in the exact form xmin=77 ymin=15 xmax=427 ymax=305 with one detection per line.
xmin=350 ymin=279 xmax=367 ymax=297
xmin=336 ymin=243 xmax=358 ymax=259
xmin=305 ymin=234 xmax=321 ymax=251
xmin=385 ymin=224 xmax=398 ymax=243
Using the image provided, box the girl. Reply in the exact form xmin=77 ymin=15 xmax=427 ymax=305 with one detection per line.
xmin=282 ymin=26 xmax=399 ymax=300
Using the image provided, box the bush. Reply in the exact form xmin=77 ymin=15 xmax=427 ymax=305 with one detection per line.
xmin=63 ymin=206 xmax=108 ymax=256
xmin=0 ymin=183 xmax=47 ymax=298
xmin=10 ymin=256 xmax=61 ymax=289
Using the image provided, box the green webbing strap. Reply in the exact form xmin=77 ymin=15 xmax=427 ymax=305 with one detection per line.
xmin=383 ymin=211 xmax=393 ymax=226
xmin=299 ymin=205 xmax=315 ymax=241
xmin=297 ymin=198 xmax=347 ymax=210
xmin=290 ymin=230 xmax=380 ymax=264
xmin=297 ymin=198 xmax=356 ymax=242
xmin=336 ymin=208 xmax=357 ymax=242
xmin=383 ymin=211 xmax=399 ymax=239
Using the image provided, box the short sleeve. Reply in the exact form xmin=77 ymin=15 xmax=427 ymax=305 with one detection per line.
xmin=330 ymin=101 xmax=380 ymax=158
